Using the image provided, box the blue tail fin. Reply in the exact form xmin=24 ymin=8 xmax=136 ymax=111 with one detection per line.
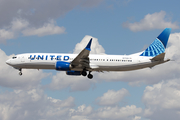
xmin=140 ymin=28 xmax=171 ymax=57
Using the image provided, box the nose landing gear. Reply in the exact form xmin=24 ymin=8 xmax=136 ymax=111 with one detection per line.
xmin=19 ymin=68 xmax=22 ymax=76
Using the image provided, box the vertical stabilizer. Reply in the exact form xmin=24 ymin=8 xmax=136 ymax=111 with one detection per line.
xmin=140 ymin=28 xmax=171 ymax=57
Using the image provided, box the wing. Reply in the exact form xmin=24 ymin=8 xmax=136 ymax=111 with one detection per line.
xmin=70 ymin=38 xmax=92 ymax=70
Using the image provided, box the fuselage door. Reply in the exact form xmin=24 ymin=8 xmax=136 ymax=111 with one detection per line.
xmin=21 ymin=56 xmax=25 ymax=62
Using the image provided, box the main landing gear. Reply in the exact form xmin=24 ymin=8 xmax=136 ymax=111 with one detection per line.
xmin=87 ymin=73 xmax=93 ymax=79
xmin=19 ymin=68 xmax=22 ymax=76
xmin=81 ymin=70 xmax=93 ymax=79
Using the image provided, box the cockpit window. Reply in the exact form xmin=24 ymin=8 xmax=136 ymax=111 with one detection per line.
xmin=12 ymin=56 xmax=17 ymax=59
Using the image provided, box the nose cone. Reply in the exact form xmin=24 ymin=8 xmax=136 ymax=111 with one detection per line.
xmin=6 ymin=59 xmax=11 ymax=65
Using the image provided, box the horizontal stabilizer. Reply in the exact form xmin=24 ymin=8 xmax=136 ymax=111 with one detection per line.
xmin=150 ymin=53 xmax=165 ymax=61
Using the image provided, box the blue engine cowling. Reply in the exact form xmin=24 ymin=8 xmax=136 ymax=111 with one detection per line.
xmin=55 ymin=61 xmax=71 ymax=71
xmin=66 ymin=71 xmax=81 ymax=76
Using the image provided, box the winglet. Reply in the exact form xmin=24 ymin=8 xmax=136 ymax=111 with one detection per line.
xmin=85 ymin=38 xmax=92 ymax=51
xmin=157 ymin=28 xmax=171 ymax=48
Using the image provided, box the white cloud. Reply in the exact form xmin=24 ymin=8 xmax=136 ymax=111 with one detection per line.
xmin=91 ymin=105 xmax=142 ymax=120
xmin=142 ymin=80 xmax=180 ymax=120
xmin=48 ymin=72 xmax=93 ymax=91
xmin=22 ymin=20 xmax=66 ymax=36
xmin=124 ymin=11 xmax=179 ymax=31
xmin=0 ymin=86 xmax=142 ymax=120
xmin=96 ymin=88 xmax=129 ymax=106
xmin=0 ymin=29 xmax=14 ymax=43
xmin=69 ymin=104 xmax=142 ymax=120
xmin=0 ymin=18 xmax=65 ymax=43
xmin=165 ymin=33 xmax=180 ymax=60
xmin=70 ymin=116 xmax=89 ymax=120
xmin=143 ymin=80 xmax=180 ymax=109
xmin=70 ymin=104 xmax=93 ymax=119
xmin=0 ymin=18 xmax=29 ymax=43
xmin=0 ymin=88 xmax=75 ymax=120
xmin=73 ymin=35 xmax=105 ymax=54
xmin=133 ymin=116 xmax=141 ymax=120
xmin=11 ymin=18 xmax=29 ymax=31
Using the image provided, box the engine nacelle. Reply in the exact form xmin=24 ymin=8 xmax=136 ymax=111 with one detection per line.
xmin=55 ymin=61 xmax=71 ymax=71
xmin=66 ymin=71 xmax=81 ymax=76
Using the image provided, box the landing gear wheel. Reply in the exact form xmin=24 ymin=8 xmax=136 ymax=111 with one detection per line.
xmin=19 ymin=68 xmax=22 ymax=76
xmin=19 ymin=72 xmax=22 ymax=76
xmin=81 ymin=71 xmax=87 ymax=76
xmin=87 ymin=74 xmax=93 ymax=79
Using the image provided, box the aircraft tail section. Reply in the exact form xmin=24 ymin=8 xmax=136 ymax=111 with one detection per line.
xmin=140 ymin=28 xmax=171 ymax=57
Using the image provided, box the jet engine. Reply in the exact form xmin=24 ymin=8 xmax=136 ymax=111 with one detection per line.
xmin=55 ymin=61 xmax=71 ymax=71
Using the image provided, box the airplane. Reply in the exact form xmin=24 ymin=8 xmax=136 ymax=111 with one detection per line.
xmin=6 ymin=28 xmax=171 ymax=79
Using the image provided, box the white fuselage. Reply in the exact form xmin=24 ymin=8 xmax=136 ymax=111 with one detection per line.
xmin=6 ymin=53 xmax=163 ymax=72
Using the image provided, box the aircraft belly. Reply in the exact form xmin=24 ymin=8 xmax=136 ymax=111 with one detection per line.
xmin=12 ymin=62 xmax=55 ymax=69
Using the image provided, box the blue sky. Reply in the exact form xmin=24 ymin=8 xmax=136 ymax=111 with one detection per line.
xmin=0 ymin=0 xmax=180 ymax=120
